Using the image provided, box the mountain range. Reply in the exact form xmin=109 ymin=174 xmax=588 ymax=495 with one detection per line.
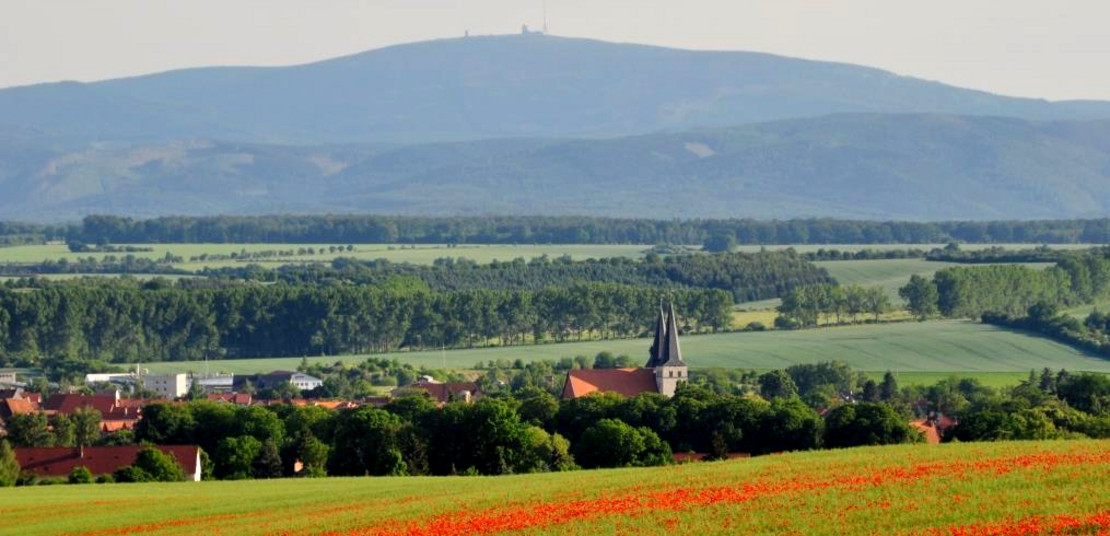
xmin=1 ymin=34 xmax=1109 ymax=221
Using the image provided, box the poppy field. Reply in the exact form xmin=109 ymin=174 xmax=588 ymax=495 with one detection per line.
xmin=6 ymin=439 xmax=1110 ymax=536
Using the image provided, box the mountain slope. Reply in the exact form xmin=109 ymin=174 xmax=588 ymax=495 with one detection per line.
xmin=2 ymin=34 xmax=1109 ymax=144
xmin=3 ymin=114 xmax=1110 ymax=221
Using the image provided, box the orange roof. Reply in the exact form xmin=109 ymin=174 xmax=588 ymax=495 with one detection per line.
xmin=910 ymin=420 xmax=941 ymax=444
xmin=1 ymin=399 xmax=38 ymax=419
xmin=562 ymin=368 xmax=659 ymax=399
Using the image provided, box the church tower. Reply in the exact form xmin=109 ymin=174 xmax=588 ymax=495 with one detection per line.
xmin=650 ymin=304 xmax=688 ymax=397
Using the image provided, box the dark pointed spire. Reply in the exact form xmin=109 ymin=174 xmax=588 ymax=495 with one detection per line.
xmin=660 ymin=303 xmax=686 ymax=367
xmin=646 ymin=306 xmax=666 ymax=368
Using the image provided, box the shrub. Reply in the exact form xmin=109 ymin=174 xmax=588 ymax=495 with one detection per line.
xmin=68 ymin=466 xmax=94 ymax=484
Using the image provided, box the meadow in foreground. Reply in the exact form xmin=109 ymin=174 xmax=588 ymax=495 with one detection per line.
xmin=6 ymin=440 xmax=1110 ymax=536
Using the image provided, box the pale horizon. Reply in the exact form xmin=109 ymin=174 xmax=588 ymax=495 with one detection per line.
xmin=1 ymin=0 xmax=1109 ymax=101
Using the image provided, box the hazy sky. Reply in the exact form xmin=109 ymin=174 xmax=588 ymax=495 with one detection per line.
xmin=1 ymin=0 xmax=1107 ymax=101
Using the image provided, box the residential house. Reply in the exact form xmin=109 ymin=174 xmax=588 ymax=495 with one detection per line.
xmin=43 ymin=394 xmax=143 ymax=432
xmin=392 ymin=380 xmax=481 ymax=404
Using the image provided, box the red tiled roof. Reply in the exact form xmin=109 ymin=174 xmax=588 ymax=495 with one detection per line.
xmin=206 ymin=393 xmax=252 ymax=405
xmin=561 ymin=368 xmax=659 ymax=399
xmin=15 ymin=446 xmax=201 ymax=480
xmin=910 ymin=420 xmax=942 ymax=444
xmin=0 ymin=398 xmax=38 ymax=419
xmin=44 ymin=394 xmax=117 ymax=415
xmin=394 ymin=382 xmax=480 ymax=404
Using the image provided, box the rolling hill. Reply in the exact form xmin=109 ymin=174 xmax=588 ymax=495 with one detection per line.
xmin=6 ymin=441 xmax=1110 ymax=536
xmin=2 ymin=34 xmax=1109 ymax=145
xmin=3 ymin=114 xmax=1110 ymax=221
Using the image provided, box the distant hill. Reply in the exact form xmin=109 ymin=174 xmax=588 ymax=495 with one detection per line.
xmin=3 ymin=114 xmax=1109 ymax=221
xmin=1 ymin=34 xmax=1110 ymax=144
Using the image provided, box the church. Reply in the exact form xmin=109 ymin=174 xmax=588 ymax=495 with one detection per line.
xmin=561 ymin=304 xmax=689 ymax=399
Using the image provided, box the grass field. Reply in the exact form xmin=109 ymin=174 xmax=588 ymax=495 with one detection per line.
xmin=6 ymin=440 xmax=1110 ymax=536
xmin=0 ymin=242 xmax=1093 ymax=272
xmin=143 ymin=320 xmax=1110 ymax=380
xmin=0 ymin=243 xmax=650 ymax=271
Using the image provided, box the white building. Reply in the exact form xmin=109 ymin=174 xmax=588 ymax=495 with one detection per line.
xmin=0 ymin=370 xmax=17 ymax=385
xmin=289 ymin=372 xmax=324 ymax=391
xmin=144 ymin=373 xmax=188 ymax=400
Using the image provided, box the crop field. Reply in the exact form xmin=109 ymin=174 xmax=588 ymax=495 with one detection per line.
xmin=0 ymin=243 xmax=650 ymax=271
xmin=0 ymin=242 xmax=1091 ymax=272
xmin=143 ymin=320 xmax=1110 ymax=379
xmin=6 ymin=440 xmax=1110 ymax=536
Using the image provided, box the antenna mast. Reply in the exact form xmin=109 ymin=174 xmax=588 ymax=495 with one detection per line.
xmin=543 ymin=0 xmax=548 ymax=34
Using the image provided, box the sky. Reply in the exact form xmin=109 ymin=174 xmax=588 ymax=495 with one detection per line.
xmin=1 ymin=0 xmax=1107 ymax=101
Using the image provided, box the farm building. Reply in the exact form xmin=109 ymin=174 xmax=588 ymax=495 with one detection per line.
xmin=562 ymin=305 xmax=689 ymax=400
xmin=15 ymin=446 xmax=203 ymax=482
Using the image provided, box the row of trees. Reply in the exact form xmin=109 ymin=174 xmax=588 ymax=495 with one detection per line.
xmin=256 ymin=251 xmax=833 ymax=303
xmin=0 ymin=281 xmax=731 ymax=365
xmin=776 ymin=284 xmax=892 ymax=327
xmin=900 ymin=253 xmax=1110 ymax=320
xmin=59 ymin=215 xmax=1110 ymax=246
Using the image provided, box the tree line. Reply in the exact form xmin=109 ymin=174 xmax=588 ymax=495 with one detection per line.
xmin=219 ymin=250 xmax=833 ymax=303
xmin=0 ymin=281 xmax=731 ymax=366
xmin=899 ymin=253 xmax=1110 ymax=320
xmin=775 ymin=284 xmax=893 ymax=328
xmin=25 ymin=215 xmax=1110 ymax=246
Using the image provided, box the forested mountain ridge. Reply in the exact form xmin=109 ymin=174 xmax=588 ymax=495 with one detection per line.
xmin=2 ymin=34 xmax=1109 ymax=145
xmin=4 ymin=114 xmax=1110 ymax=221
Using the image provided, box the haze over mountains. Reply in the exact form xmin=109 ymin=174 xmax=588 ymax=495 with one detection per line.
xmin=2 ymin=34 xmax=1110 ymax=222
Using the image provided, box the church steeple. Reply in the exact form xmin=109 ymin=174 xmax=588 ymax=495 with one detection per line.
xmin=660 ymin=303 xmax=686 ymax=367
xmin=651 ymin=303 xmax=688 ymax=397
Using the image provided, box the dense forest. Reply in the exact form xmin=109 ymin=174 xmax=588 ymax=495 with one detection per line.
xmin=0 ymin=280 xmax=731 ymax=366
xmin=6 ymin=215 xmax=1110 ymax=246
xmin=216 ymin=250 xmax=832 ymax=302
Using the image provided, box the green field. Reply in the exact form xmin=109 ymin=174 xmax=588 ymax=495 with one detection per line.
xmin=0 ymin=243 xmax=651 ymax=271
xmin=6 ymin=440 xmax=1110 ymax=536
xmin=142 ymin=320 xmax=1110 ymax=379
xmin=0 ymin=242 xmax=1093 ymax=273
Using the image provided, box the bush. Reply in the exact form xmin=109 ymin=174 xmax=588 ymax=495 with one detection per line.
xmin=133 ymin=447 xmax=187 ymax=482
xmin=0 ymin=440 xmax=20 ymax=487
xmin=744 ymin=321 xmax=767 ymax=332
xmin=68 ymin=466 xmax=94 ymax=484
xmin=113 ymin=466 xmax=152 ymax=483
xmin=774 ymin=316 xmax=801 ymax=330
